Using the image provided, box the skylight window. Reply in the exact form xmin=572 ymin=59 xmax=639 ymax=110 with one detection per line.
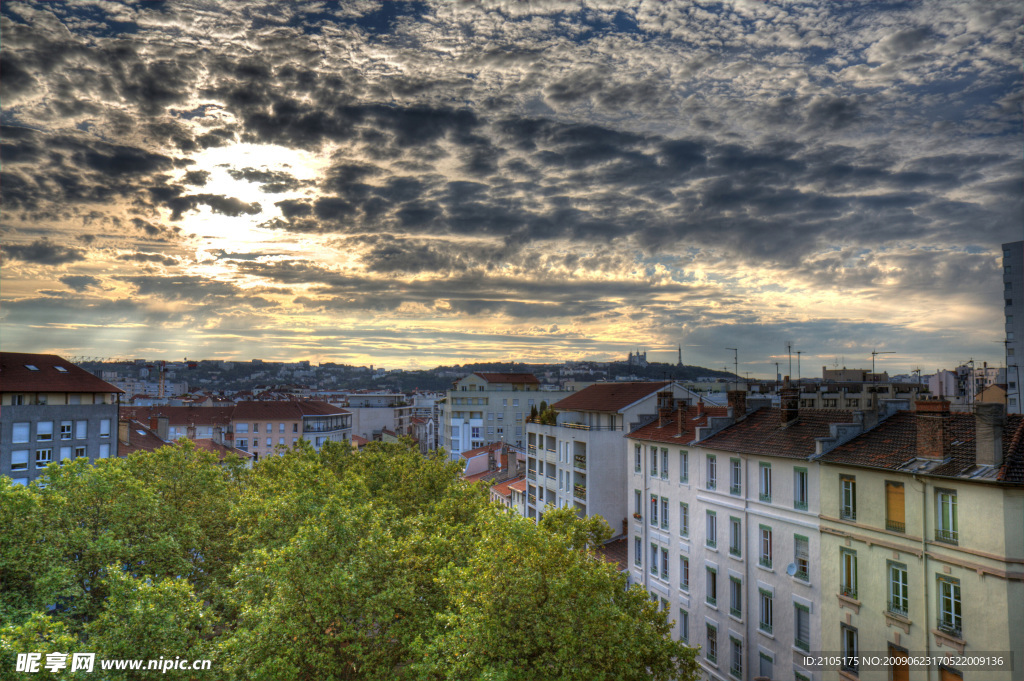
xmin=55 ymin=366 xmax=68 ymax=372
xmin=25 ymin=364 xmax=39 ymax=371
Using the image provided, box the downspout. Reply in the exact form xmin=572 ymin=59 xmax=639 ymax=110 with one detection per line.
xmin=913 ymin=474 xmax=932 ymax=662
xmin=643 ymin=440 xmax=650 ymax=595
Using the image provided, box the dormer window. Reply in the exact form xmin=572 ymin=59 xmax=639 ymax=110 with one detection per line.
xmin=25 ymin=364 xmax=39 ymax=371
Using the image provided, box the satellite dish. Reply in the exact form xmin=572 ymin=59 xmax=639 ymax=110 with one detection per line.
xmin=786 ymin=563 xmax=797 ymax=576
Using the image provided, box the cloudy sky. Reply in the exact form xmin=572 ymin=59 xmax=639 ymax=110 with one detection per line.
xmin=2 ymin=1 xmax=1021 ymax=375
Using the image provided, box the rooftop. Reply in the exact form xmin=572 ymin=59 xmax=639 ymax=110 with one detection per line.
xmin=1 ymin=352 xmax=124 ymax=394
xmin=596 ymin=537 xmax=629 ymax=572
xmin=628 ymin=404 xmax=730 ymax=444
xmin=459 ymin=441 xmax=504 ymax=460
xmin=232 ymin=400 xmax=348 ymax=420
xmin=699 ymin=407 xmax=858 ymax=459
xmin=490 ymin=475 xmax=526 ymax=498
xmin=551 ymin=381 xmax=671 ymax=413
xmin=471 ymin=372 xmax=540 ymax=385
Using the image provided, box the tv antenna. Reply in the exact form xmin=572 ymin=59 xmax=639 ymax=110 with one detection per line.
xmin=726 ymin=348 xmax=739 ymax=390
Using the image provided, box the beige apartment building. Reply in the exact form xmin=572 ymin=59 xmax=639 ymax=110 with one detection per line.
xmin=817 ymin=400 xmax=1024 ymax=681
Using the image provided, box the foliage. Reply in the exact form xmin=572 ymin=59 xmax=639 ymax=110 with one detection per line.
xmin=0 ymin=440 xmax=699 ymax=681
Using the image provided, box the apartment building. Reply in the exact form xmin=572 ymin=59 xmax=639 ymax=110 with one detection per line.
xmin=1004 ymin=240 xmax=1023 ymax=414
xmin=817 ymin=400 xmax=1024 ymax=681
xmin=441 ymin=372 xmax=572 ymax=457
xmin=631 ymin=384 xmax=870 ymax=681
xmin=523 ymin=381 xmax=701 ymax=526
xmin=232 ymin=401 xmax=351 ymax=460
xmin=1 ymin=352 xmax=124 ymax=484
xmin=120 ymin=406 xmax=234 ymax=442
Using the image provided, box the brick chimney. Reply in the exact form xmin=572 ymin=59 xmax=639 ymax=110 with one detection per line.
xmin=780 ymin=377 xmax=799 ymax=426
xmin=915 ymin=400 xmax=950 ymax=460
xmin=727 ymin=390 xmax=747 ymax=420
xmin=156 ymin=416 xmax=169 ymax=441
xmin=149 ymin=414 xmax=159 ymax=431
xmin=213 ymin=425 xmax=223 ymax=445
xmin=676 ymin=403 xmax=685 ymax=436
xmin=118 ymin=419 xmax=130 ymax=445
xmin=975 ymin=402 xmax=1005 ymax=468
xmin=186 ymin=423 xmax=196 ymax=439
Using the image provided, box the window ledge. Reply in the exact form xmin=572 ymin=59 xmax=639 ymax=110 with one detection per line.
xmin=756 ymin=562 xmax=773 ymax=574
xmin=837 ymin=593 xmax=861 ymax=614
xmin=757 ymin=628 xmax=774 ymax=640
xmin=885 ymin=610 xmax=911 ymax=634
xmin=838 ymin=671 xmax=858 ymax=681
xmin=728 ymin=613 xmax=742 ymax=624
xmin=932 ymin=628 xmax=966 ymax=654
xmin=728 ymin=552 xmax=743 ymax=563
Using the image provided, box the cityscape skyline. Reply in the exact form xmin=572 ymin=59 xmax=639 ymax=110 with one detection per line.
xmin=2 ymin=1 xmax=1020 ymax=375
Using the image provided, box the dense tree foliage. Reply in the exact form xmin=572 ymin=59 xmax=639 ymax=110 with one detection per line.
xmin=0 ymin=440 xmax=698 ymax=681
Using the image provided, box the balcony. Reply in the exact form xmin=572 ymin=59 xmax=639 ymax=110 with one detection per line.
xmin=528 ymin=443 xmax=536 ymax=451
xmin=528 ymin=494 xmax=536 ymax=505
xmin=886 ymin=520 xmax=905 ymax=533
xmin=887 ymin=601 xmax=909 ymax=618
xmin=574 ymin=453 xmax=587 ymax=470
xmin=573 ymin=484 xmax=587 ymax=501
xmin=935 ymin=528 xmax=958 ymax=545
xmin=527 ymin=470 xmax=537 ymax=481
xmin=840 ymin=508 xmax=856 ymax=521
xmin=560 ymin=422 xmax=623 ymax=431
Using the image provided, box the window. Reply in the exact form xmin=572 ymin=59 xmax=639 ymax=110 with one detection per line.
xmin=650 ymin=447 xmax=658 ymax=477
xmin=512 ymin=399 xmax=519 ymax=407
xmin=936 ymin=489 xmax=958 ymax=544
xmin=706 ymin=624 xmax=718 ymax=663
xmin=888 ymin=562 xmax=909 ymax=617
xmin=634 ymin=444 xmax=641 ymax=472
xmin=759 ymin=525 xmax=772 ymax=568
xmin=293 ymin=423 xmax=298 ymax=432
xmin=74 ymin=446 xmax=86 ymax=458
xmin=11 ymin=394 xmax=25 ymax=405
xmin=937 ymin=576 xmax=961 ymax=637
xmin=98 ymin=444 xmax=110 ymax=458
xmin=706 ymin=566 xmax=717 ymax=606
xmin=36 ymin=422 xmax=53 ymax=442
xmin=650 ymin=544 xmax=659 ymax=576
xmin=841 ymin=624 xmax=858 ymax=673
xmin=236 ymin=438 xmax=248 ymax=450
xmin=661 ymin=547 xmax=669 ymax=580
xmin=12 ymin=423 xmax=30 ymax=443
xmin=758 ymin=589 xmax=773 ymax=633
xmin=679 ymin=502 xmax=689 ymax=537
xmin=60 ymin=422 xmax=72 ymax=440
xmin=680 ymin=556 xmax=689 ymax=591
xmin=729 ymin=577 xmax=742 ymax=617
xmin=471 ymin=427 xmax=480 ymax=439
xmin=661 ymin=497 xmax=669 ymax=531
xmin=253 ymin=423 xmax=259 ymax=433
xmin=729 ymin=458 xmax=741 ymax=495
xmin=729 ymin=637 xmax=742 ymax=678
xmin=794 ymin=535 xmax=809 ymax=580
xmin=758 ymin=653 xmax=773 ymax=680
xmin=679 ymin=450 xmax=689 ymax=482
xmin=634 ymin=537 xmax=642 ymax=567
xmin=660 ymin=448 xmax=669 ymax=479
xmin=35 ymin=449 xmax=52 ymax=468
xmin=706 ymin=511 xmax=717 ymax=548
xmin=707 ymin=454 xmax=717 ymax=490
xmin=99 ymin=419 xmax=111 ymax=437
xmin=279 ymin=438 xmax=285 ymax=445
xmin=758 ymin=462 xmax=771 ymax=502
xmin=841 ymin=475 xmax=857 ymax=520
xmin=678 ymin=609 xmax=689 ymax=644
xmin=729 ymin=517 xmax=741 ymax=557
xmin=278 ymin=423 xmax=285 ymax=433
xmin=59 ymin=447 xmax=71 ymax=463
xmin=794 ymin=467 xmax=808 ymax=510
xmin=11 ymin=450 xmax=28 ymax=471
xmin=886 ymin=481 xmax=905 ymax=532
xmin=794 ymin=604 xmax=810 ymax=650
xmin=76 ymin=421 xmax=87 ymax=439
xmin=841 ymin=548 xmax=858 ymax=598
xmin=633 ymin=489 xmax=641 ymax=515
xmin=650 ymin=494 xmax=659 ymax=527
xmin=266 ymin=438 xmax=272 ymax=447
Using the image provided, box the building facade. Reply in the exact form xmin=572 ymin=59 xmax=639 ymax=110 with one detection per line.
xmin=1 ymin=353 xmax=123 ymax=484
xmin=1004 ymin=240 xmax=1023 ymax=414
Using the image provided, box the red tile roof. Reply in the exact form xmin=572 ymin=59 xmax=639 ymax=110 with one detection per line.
xmin=462 ymin=470 xmax=493 ymax=483
xmin=472 ymin=372 xmax=539 ymax=384
xmin=490 ymin=475 xmax=526 ymax=498
xmin=552 ymin=381 xmax=670 ymax=413
xmin=352 ymin=434 xmax=369 ymax=447
xmin=820 ymin=411 xmax=1024 ymax=483
xmin=508 ymin=478 xmax=528 ymax=493
xmin=232 ymin=400 xmax=348 ymax=419
xmin=459 ymin=441 xmax=504 ymax=460
xmin=1 ymin=352 xmax=123 ymax=394
xmin=120 ymin=420 xmax=168 ymax=454
xmin=192 ymin=438 xmax=253 ymax=461
xmin=597 ymin=537 xmax=629 ymax=572
xmin=699 ymin=408 xmax=858 ymax=459
xmin=628 ymin=404 xmax=730 ymax=444
xmin=121 ymin=405 xmax=234 ymax=427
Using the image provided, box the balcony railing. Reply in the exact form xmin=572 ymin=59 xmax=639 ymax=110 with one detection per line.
xmin=935 ymin=528 xmax=958 ymax=544
xmin=794 ymin=567 xmax=808 ymax=581
xmin=840 ymin=508 xmax=856 ymax=521
xmin=886 ymin=520 xmax=905 ymax=533
xmin=561 ymin=422 xmax=623 ymax=431
xmin=729 ymin=607 xmax=741 ymax=618
xmin=729 ymin=484 xmax=741 ymax=496
xmin=840 ymin=585 xmax=857 ymax=599
xmin=794 ymin=499 xmax=808 ymax=511
xmin=528 ymin=494 xmax=536 ymax=505
xmin=759 ymin=493 xmax=772 ymax=503
xmin=759 ymin=557 xmax=772 ymax=569
xmin=527 ymin=470 xmax=537 ymax=481
xmin=937 ymin=618 xmax=962 ymax=639
xmin=730 ymin=665 xmax=742 ymax=678
xmin=706 ymin=595 xmax=716 ymax=607
xmin=573 ymin=484 xmax=587 ymax=500
xmin=729 ymin=546 xmax=741 ymax=558
xmin=574 ymin=454 xmax=587 ymax=470
xmin=759 ymin=622 xmax=772 ymax=634
xmin=706 ymin=538 xmax=717 ymax=549
xmin=528 ymin=443 xmax=536 ymax=451
xmin=707 ymin=480 xmax=717 ymax=491
xmin=795 ymin=637 xmax=809 ymax=652
xmin=887 ymin=601 xmax=909 ymax=618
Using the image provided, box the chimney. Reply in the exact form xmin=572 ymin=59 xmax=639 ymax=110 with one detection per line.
xmin=186 ymin=423 xmax=196 ymax=439
xmin=975 ymin=402 xmax=1005 ymax=468
xmin=622 ymin=517 xmax=628 ymax=536
xmin=149 ymin=414 xmax=159 ymax=431
xmin=780 ymin=377 xmax=799 ymax=426
xmin=118 ymin=419 xmax=130 ymax=445
xmin=697 ymin=401 xmax=705 ymax=417
xmin=213 ymin=425 xmax=223 ymax=445
xmin=915 ymin=399 xmax=950 ymax=460
xmin=156 ymin=416 xmax=169 ymax=441
xmin=487 ymin=445 xmax=497 ymax=471
xmin=727 ymin=390 xmax=747 ymax=420
xmin=677 ymin=403 xmax=685 ymax=436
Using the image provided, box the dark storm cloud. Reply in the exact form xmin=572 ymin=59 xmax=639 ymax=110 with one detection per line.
xmin=117 ymin=252 xmax=179 ymax=267
xmin=59 ymin=274 xmax=102 ymax=292
xmin=2 ymin=239 xmax=86 ymax=265
xmin=226 ymin=167 xmax=309 ymax=193
xmin=164 ymin=194 xmax=262 ymax=220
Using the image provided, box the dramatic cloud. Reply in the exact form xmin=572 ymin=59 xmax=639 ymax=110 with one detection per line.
xmin=1 ymin=0 xmax=1019 ymax=371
